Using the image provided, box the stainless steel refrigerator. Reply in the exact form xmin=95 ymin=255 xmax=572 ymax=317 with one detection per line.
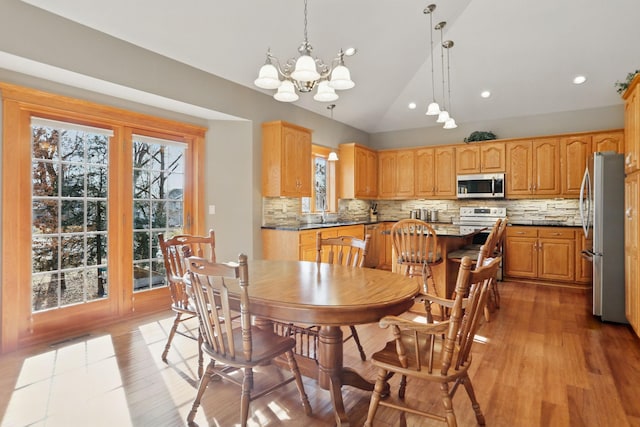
xmin=580 ymin=151 xmax=627 ymax=323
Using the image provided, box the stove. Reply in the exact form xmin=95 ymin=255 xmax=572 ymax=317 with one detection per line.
xmin=458 ymin=207 xmax=507 ymax=235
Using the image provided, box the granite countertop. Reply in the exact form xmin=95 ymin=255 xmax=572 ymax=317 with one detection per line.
xmin=508 ymin=220 xmax=581 ymax=227
xmin=261 ymin=219 xmax=455 ymax=232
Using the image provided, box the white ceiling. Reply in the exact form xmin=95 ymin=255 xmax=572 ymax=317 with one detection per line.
xmin=20 ymin=0 xmax=640 ymax=134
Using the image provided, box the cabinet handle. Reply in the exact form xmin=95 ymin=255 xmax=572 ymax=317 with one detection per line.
xmin=551 ymin=232 xmax=560 ymax=236
xmin=516 ymin=231 xmax=525 ymax=234
xmin=626 ymin=153 xmax=632 ymax=165
xmin=627 ymin=207 xmax=633 ymax=219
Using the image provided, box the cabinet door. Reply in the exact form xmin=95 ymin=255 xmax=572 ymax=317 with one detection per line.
xmin=625 ymin=86 xmax=639 ymax=174
xmin=560 ymin=135 xmax=591 ymax=197
xmin=378 ymin=151 xmax=397 ymax=198
xmin=480 ymin=142 xmax=506 ymax=172
xmin=382 ymin=222 xmax=395 ymax=270
xmin=504 ymin=235 xmax=537 ymax=278
xmin=625 ymin=174 xmax=640 ymax=334
xmin=593 ymin=131 xmax=624 ymax=154
xmin=282 ymin=125 xmax=311 ymax=196
xmin=365 ymin=149 xmax=379 ymax=197
xmin=396 ymin=150 xmax=415 ymax=198
xmin=575 ymin=230 xmax=593 ymax=284
xmin=506 ymin=140 xmax=533 ymax=196
xmin=456 ymin=145 xmax=480 ymax=174
xmin=354 ymin=147 xmax=370 ymax=197
xmin=532 ymin=137 xmax=560 ymax=195
xmin=364 ymin=224 xmax=380 ymax=268
xmin=415 ymin=148 xmax=435 ymax=197
xmin=434 ymin=147 xmax=456 ymax=197
xmin=538 ymin=238 xmax=575 ymax=281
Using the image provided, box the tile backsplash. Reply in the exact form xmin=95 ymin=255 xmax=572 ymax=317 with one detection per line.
xmin=262 ymin=197 xmax=581 ymax=226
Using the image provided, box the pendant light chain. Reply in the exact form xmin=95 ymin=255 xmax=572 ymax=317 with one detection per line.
xmin=428 ymin=8 xmax=436 ymax=102
xmin=447 ymin=44 xmax=452 ymax=115
xmin=303 ymin=0 xmax=309 ymax=44
xmin=439 ymin=25 xmax=447 ymax=112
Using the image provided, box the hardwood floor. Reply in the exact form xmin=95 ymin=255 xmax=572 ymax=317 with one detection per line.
xmin=1 ymin=280 xmax=640 ymax=426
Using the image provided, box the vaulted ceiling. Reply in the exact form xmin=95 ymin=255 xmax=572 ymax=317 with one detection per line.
xmin=20 ymin=0 xmax=640 ymax=134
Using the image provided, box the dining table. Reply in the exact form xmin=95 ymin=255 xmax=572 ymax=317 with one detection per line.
xmin=243 ymin=259 xmax=420 ymax=427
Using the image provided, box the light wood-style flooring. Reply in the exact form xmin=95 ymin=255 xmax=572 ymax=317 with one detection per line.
xmin=1 ymin=280 xmax=639 ymax=427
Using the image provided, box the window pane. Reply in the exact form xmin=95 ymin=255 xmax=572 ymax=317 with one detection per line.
xmin=31 ymin=121 xmax=109 ymax=312
xmin=132 ymin=137 xmax=185 ymax=293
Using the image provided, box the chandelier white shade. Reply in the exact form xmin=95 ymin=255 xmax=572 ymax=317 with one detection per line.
xmin=254 ymin=0 xmax=355 ymax=103
xmin=426 ymin=102 xmax=441 ymax=115
xmin=436 ymin=109 xmax=450 ymax=123
xmin=443 ymin=117 xmax=457 ymax=129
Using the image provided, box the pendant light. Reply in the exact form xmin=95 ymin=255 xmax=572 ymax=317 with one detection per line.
xmin=442 ymin=40 xmax=458 ymax=129
xmin=424 ymin=5 xmax=441 ymax=116
xmin=327 ymin=104 xmax=339 ymax=161
xmin=435 ymin=21 xmax=450 ymax=123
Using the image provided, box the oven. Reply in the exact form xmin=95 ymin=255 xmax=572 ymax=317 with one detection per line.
xmin=458 ymin=206 xmax=507 ymax=279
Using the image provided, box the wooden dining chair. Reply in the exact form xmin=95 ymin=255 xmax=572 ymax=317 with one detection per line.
xmin=364 ymin=255 xmax=502 ymax=427
xmin=157 ymin=230 xmax=216 ymax=377
xmin=316 ymin=231 xmax=371 ymax=361
xmin=185 ymin=254 xmax=312 ymax=427
xmin=391 ymin=219 xmax=442 ymax=293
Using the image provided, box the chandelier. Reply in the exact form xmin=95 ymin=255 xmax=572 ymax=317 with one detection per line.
xmin=254 ymin=0 xmax=356 ymax=103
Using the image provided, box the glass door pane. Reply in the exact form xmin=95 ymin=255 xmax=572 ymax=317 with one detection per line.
xmin=31 ymin=122 xmax=110 ymax=311
xmin=132 ymin=136 xmax=186 ymax=292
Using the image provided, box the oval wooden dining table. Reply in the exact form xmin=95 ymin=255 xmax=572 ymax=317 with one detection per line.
xmin=244 ymin=259 xmax=420 ymax=427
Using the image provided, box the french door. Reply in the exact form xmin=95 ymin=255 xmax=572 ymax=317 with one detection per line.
xmin=1 ymin=83 xmax=205 ymax=352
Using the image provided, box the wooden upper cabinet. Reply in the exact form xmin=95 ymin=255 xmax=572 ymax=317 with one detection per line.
xmin=339 ymin=142 xmax=377 ymax=199
xmin=414 ymin=146 xmax=455 ymax=198
xmin=506 ymin=140 xmax=534 ymax=196
xmin=593 ymin=130 xmax=624 ymax=154
xmin=262 ymin=121 xmax=312 ymax=197
xmin=434 ymin=146 xmax=456 ymax=197
xmin=455 ymin=145 xmax=480 ymax=174
xmin=378 ymin=151 xmax=397 ymax=199
xmin=480 ymin=142 xmax=506 ymax=172
xmin=506 ymin=138 xmax=559 ymax=198
xmin=415 ymin=147 xmax=436 ymax=197
xmin=532 ymin=137 xmax=560 ymax=195
xmin=560 ymin=134 xmax=591 ymax=197
xmin=624 ymin=74 xmax=640 ymax=174
xmin=456 ymin=142 xmax=505 ymax=174
xmin=378 ymin=149 xmax=415 ymax=199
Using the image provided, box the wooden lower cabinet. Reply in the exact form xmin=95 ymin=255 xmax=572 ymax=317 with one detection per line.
xmin=504 ymin=226 xmax=585 ymax=284
xmin=262 ymin=225 xmax=365 ymax=262
xmin=625 ymin=173 xmax=640 ymax=335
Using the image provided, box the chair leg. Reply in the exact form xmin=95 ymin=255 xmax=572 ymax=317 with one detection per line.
xmin=240 ymin=368 xmax=252 ymax=427
xmin=348 ymin=325 xmax=367 ymax=361
xmin=284 ymin=350 xmax=312 ymax=415
xmin=197 ymin=332 xmax=204 ymax=378
xmin=162 ymin=312 xmax=182 ymax=362
xmin=399 ymin=374 xmax=407 ymax=400
xmin=440 ymin=382 xmax=457 ymax=427
xmin=187 ymin=360 xmax=215 ymax=423
xmin=364 ymin=368 xmax=388 ymax=427
xmin=462 ymin=374 xmax=486 ymax=425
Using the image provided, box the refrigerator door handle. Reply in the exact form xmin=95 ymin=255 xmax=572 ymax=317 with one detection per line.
xmin=579 ymin=168 xmax=591 ymax=238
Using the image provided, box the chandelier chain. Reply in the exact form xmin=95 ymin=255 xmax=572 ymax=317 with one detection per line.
xmin=428 ymin=11 xmax=436 ymax=102
xmin=303 ymin=0 xmax=309 ymax=44
xmin=446 ymin=44 xmax=452 ymax=113
xmin=439 ymin=25 xmax=447 ymax=111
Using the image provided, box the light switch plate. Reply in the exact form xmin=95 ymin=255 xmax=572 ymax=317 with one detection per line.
xmin=209 ymin=205 xmax=216 ymax=215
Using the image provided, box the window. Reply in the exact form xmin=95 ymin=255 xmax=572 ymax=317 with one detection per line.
xmin=302 ymin=145 xmax=337 ymax=213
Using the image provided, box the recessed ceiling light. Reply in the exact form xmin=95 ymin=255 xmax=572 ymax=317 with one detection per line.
xmin=481 ymin=90 xmax=491 ymax=98
xmin=408 ymin=102 xmax=417 ymax=110
xmin=573 ymin=75 xmax=587 ymax=85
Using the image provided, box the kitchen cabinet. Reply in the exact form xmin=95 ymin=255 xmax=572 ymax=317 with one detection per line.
xmin=364 ymin=223 xmax=382 ymax=268
xmin=560 ymin=134 xmax=590 ymax=197
xmin=593 ymin=130 xmax=624 ymax=154
xmin=262 ymin=121 xmax=312 ymax=197
xmin=262 ymin=225 xmax=365 ymax=262
xmin=455 ymin=142 xmax=505 ymax=174
xmin=625 ymin=173 xmax=640 ymax=335
xmin=506 ymin=137 xmax=560 ymax=198
xmin=575 ymin=230 xmax=593 ymax=285
xmin=414 ymin=146 xmax=456 ymax=198
xmin=624 ymin=74 xmax=640 ymax=174
xmin=339 ymin=143 xmax=378 ymax=199
xmin=504 ymin=226 xmax=577 ymax=283
xmin=378 ymin=149 xmax=415 ymax=199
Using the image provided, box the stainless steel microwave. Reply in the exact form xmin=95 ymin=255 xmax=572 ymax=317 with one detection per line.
xmin=456 ymin=173 xmax=505 ymax=198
